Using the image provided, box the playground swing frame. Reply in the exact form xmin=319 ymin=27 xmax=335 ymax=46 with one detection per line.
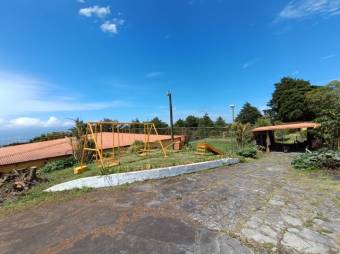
xmin=77 ymin=122 xmax=168 ymax=172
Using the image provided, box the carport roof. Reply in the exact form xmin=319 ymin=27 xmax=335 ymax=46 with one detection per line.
xmin=252 ymin=122 xmax=320 ymax=132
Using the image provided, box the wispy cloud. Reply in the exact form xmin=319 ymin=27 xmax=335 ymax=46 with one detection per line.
xmin=242 ymin=58 xmax=260 ymax=69
xmin=277 ymin=0 xmax=340 ymax=20
xmin=0 ymin=71 xmax=127 ymax=116
xmin=100 ymin=19 xmax=125 ymax=34
xmin=77 ymin=0 xmax=86 ymax=3
xmin=321 ymin=53 xmax=339 ymax=60
xmin=79 ymin=5 xmax=111 ymax=18
xmin=146 ymin=72 xmax=163 ymax=78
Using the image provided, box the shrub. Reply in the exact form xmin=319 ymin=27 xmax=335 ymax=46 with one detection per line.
xmin=237 ymin=147 xmax=257 ymax=158
xmin=41 ymin=157 xmax=77 ymax=173
xmin=292 ymin=149 xmax=340 ymax=170
xmin=128 ymin=140 xmax=145 ymax=154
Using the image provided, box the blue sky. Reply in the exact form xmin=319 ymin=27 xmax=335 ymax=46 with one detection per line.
xmin=0 ymin=0 xmax=339 ymax=137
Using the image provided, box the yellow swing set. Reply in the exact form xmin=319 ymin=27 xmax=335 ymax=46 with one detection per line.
xmin=74 ymin=122 xmax=167 ymax=174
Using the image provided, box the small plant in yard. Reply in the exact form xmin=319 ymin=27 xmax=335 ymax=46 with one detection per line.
xmin=127 ymin=140 xmax=144 ymax=154
xmin=231 ymin=122 xmax=252 ymax=148
xmin=237 ymin=147 xmax=257 ymax=158
xmin=292 ymin=149 xmax=340 ymax=171
xmin=41 ymin=157 xmax=77 ymax=173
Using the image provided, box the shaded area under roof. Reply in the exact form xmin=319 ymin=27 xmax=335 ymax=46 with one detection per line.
xmin=252 ymin=122 xmax=320 ymax=132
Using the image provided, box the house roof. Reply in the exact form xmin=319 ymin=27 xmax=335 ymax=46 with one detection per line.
xmin=252 ymin=122 xmax=320 ymax=132
xmin=0 ymin=133 xmax=182 ymax=167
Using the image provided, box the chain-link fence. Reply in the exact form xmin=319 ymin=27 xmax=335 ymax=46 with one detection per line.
xmin=153 ymin=127 xmax=240 ymax=155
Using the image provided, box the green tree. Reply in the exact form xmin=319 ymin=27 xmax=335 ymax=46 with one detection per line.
xmin=150 ymin=117 xmax=169 ymax=128
xmin=131 ymin=118 xmax=140 ymax=123
xmin=215 ymin=116 xmax=227 ymax=127
xmin=131 ymin=118 xmax=142 ymax=133
xmin=235 ymin=102 xmax=262 ymax=124
xmin=69 ymin=118 xmax=87 ymax=137
xmin=268 ymin=77 xmax=315 ymax=122
xmin=198 ymin=113 xmax=214 ymax=127
xmin=174 ymin=119 xmax=186 ymax=127
xmin=306 ymin=80 xmax=340 ymax=149
xmin=185 ymin=115 xmax=200 ymax=127
xmin=255 ymin=117 xmax=272 ymax=127
xmin=101 ymin=118 xmax=116 ymax=132
xmin=305 ymin=81 xmax=340 ymax=116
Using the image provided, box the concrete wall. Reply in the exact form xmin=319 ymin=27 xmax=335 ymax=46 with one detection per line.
xmin=46 ymin=158 xmax=239 ymax=192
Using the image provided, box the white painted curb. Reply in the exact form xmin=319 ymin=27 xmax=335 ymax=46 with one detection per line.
xmin=45 ymin=158 xmax=239 ymax=192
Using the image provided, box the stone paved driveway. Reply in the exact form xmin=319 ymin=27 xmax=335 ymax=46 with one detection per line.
xmin=0 ymin=153 xmax=339 ymax=254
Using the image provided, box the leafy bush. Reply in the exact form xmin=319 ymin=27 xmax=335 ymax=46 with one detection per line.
xmin=237 ymin=147 xmax=257 ymax=158
xmin=292 ymin=150 xmax=340 ymax=170
xmin=41 ymin=157 xmax=77 ymax=173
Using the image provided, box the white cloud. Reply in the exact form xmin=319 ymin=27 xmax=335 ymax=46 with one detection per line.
xmin=101 ymin=21 xmax=118 ymax=34
xmin=0 ymin=71 xmax=127 ymax=116
xmin=78 ymin=0 xmax=86 ymax=3
xmin=242 ymin=58 xmax=260 ymax=69
xmin=100 ymin=19 xmax=124 ymax=34
xmin=79 ymin=5 xmax=111 ymax=18
xmin=146 ymin=72 xmax=163 ymax=78
xmin=5 ymin=116 xmax=74 ymax=129
xmin=278 ymin=0 xmax=340 ymax=20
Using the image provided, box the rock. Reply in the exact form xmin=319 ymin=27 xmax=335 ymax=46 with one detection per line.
xmin=283 ymin=215 xmax=303 ymax=227
xmin=241 ymin=228 xmax=277 ymax=245
xmin=282 ymin=228 xmax=336 ymax=254
xmin=269 ymin=198 xmax=285 ymax=206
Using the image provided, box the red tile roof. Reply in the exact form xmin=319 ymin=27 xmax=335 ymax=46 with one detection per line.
xmin=0 ymin=133 xmax=181 ymax=166
xmin=252 ymin=122 xmax=320 ymax=132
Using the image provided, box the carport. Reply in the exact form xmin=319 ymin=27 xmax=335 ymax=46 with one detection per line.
xmin=252 ymin=122 xmax=320 ymax=152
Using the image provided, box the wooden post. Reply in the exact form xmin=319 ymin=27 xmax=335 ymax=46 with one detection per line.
xmin=266 ymin=131 xmax=271 ymax=153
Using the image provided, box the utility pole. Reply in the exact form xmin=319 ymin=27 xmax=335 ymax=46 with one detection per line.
xmin=167 ymin=91 xmax=174 ymax=145
xmin=230 ymin=104 xmax=235 ymax=123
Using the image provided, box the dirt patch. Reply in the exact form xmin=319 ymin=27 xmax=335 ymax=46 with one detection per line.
xmin=0 ymin=167 xmax=46 ymax=203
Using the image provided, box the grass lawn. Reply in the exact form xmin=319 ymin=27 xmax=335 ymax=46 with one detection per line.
xmin=0 ymin=146 xmax=234 ymax=216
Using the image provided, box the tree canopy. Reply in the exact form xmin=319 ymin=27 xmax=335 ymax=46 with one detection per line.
xmin=255 ymin=117 xmax=271 ymax=127
xmin=215 ymin=116 xmax=227 ymax=127
xmin=305 ymin=80 xmax=340 ymax=117
xmin=235 ymin=102 xmax=262 ymax=124
xmin=174 ymin=119 xmax=186 ymax=127
xmin=305 ymin=80 xmax=340 ymax=149
xmin=198 ymin=113 xmax=214 ymax=127
xmin=268 ymin=77 xmax=315 ymax=122
xmin=185 ymin=115 xmax=200 ymax=127
xmin=150 ymin=117 xmax=169 ymax=128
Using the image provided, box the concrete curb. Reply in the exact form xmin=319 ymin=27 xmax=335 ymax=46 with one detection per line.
xmin=45 ymin=158 xmax=239 ymax=192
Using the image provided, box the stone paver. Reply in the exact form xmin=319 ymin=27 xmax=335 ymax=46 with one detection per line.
xmin=0 ymin=153 xmax=339 ymax=254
